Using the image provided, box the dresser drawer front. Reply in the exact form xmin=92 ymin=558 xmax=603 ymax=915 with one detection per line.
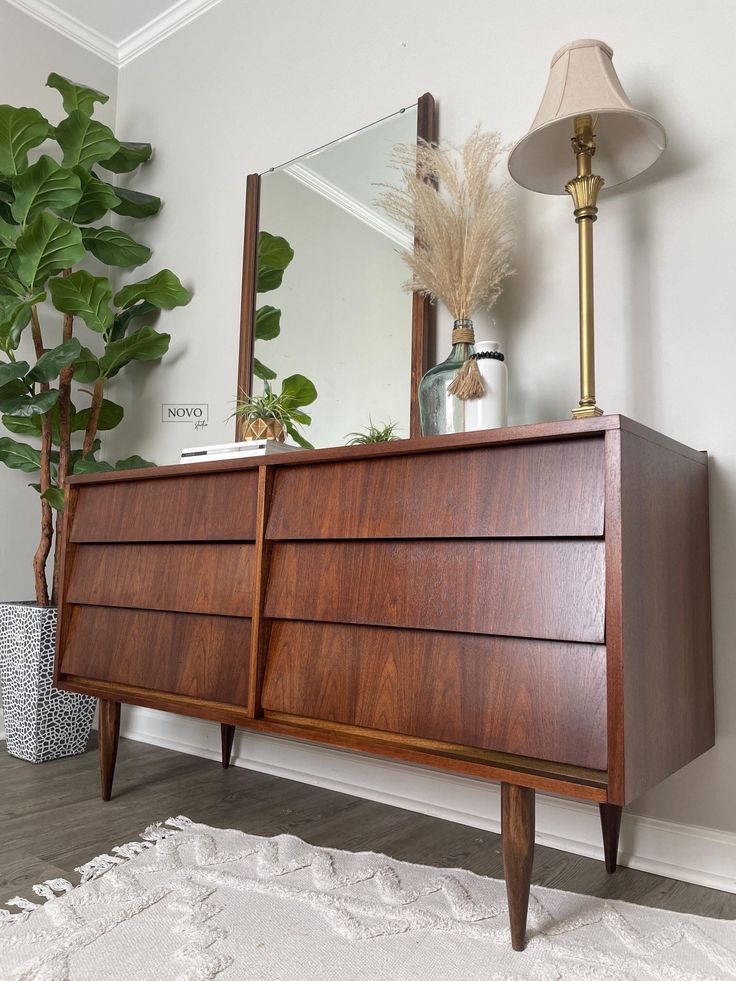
xmin=66 ymin=543 xmax=254 ymax=617
xmin=262 ymin=621 xmax=607 ymax=769
xmin=266 ymin=437 xmax=604 ymax=540
xmin=70 ymin=470 xmax=259 ymax=543
xmin=60 ymin=606 xmax=250 ymax=704
xmin=265 ymin=539 xmax=605 ymax=643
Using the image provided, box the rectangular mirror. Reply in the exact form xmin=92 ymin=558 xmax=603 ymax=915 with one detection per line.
xmin=237 ymin=94 xmax=436 ymax=448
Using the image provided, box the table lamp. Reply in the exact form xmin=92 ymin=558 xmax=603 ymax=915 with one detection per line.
xmin=508 ymin=39 xmax=666 ymax=418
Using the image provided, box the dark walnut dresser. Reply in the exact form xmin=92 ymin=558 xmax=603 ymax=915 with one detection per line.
xmin=54 ymin=415 xmax=714 ymax=950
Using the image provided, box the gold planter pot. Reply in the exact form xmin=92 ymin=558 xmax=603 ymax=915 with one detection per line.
xmin=241 ymin=417 xmax=285 ymax=442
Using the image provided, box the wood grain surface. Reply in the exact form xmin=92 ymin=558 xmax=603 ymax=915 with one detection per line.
xmin=265 ymin=539 xmax=606 ymax=643
xmin=262 ymin=621 xmax=608 ymax=768
xmin=61 ymin=606 xmax=251 ymax=704
xmin=66 ymin=543 xmax=255 ymax=617
xmin=70 ymin=470 xmax=258 ymax=542
xmin=266 ymin=438 xmax=605 ymax=540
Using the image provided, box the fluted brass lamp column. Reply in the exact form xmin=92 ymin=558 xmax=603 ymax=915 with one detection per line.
xmin=508 ymin=39 xmax=666 ymax=418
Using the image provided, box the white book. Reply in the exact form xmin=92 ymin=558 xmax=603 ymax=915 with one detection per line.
xmin=179 ymin=439 xmax=302 ymax=464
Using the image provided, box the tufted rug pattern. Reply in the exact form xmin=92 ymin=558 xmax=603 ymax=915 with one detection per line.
xmin=1 ymin=817 xmax=735 ymax=980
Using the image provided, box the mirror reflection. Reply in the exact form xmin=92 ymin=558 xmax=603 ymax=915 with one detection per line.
xmin=253 ymin=105 xmax=417 ymax=448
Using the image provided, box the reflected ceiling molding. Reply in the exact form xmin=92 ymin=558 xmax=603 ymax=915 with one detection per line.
xmin=283 ymin=162 xmax=413 ymax=251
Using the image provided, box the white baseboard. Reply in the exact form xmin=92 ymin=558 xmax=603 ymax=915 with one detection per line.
xmin=111 ymin=704 xmax=731 ymax=895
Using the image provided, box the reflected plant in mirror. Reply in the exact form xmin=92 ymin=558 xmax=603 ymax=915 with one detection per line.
xmin=377 ymin=128 xmax=514 ymax=436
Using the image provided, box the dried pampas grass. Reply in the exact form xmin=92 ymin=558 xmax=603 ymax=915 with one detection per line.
xmin=377 ymin=128 xmax=514 ymax=322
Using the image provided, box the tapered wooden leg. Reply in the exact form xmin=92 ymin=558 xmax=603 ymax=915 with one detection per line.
xmin=98 ymin=699 xmax=121 ymax=802
xmin=599 ymin=803 xmax=623 ymax=874
xmin=221 ymin=724 xmax=235 ymax=768
xmin=502 ymin=782 xmax=535 ymax=952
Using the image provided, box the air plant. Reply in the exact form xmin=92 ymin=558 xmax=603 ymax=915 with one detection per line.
xmin=345 ymin=419 xmax=400 ymax=445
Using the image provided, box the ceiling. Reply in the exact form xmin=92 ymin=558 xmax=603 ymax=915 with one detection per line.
xmin=4 ymin=0 xmax=223 ymax=66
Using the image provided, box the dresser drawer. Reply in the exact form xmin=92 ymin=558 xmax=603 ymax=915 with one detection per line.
xmin=265 ymin=539 xmax=605 ymax=644
xmin=70 ymin=470 xmax=259 ymax=542
xmin=66 ymin=543 xmax=254 ymax=617
xmin=262 ymin=621 xmax=607 ymax=770
xmin=60 ymin=606 xmax=251 ymax=705
xmin=266 ymin=437 xmax=604 ymax=540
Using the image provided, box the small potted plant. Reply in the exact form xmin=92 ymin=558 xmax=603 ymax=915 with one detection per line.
xmin=346 ymin=419 xmax=400 ymax=444
xmin=233 ymin=375 xmax=317 ymax=447
xmin=0 ymin=72 xmax=190 ymax=763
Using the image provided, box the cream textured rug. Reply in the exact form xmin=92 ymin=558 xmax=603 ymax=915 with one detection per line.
xmin=1 ymin=817 xmax=735 ymax=980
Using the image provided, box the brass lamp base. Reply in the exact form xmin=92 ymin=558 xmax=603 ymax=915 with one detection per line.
xmin=571 ymin=404 xmax=604 ymax=419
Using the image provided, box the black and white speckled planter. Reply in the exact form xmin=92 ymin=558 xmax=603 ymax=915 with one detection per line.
xmin=0 ymin=603 xmax=95 ymax=763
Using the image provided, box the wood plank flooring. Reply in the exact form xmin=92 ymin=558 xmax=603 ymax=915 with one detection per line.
xmin=1 ymin=735 xmax=734 ymax=919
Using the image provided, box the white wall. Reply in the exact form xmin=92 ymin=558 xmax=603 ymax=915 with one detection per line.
xmin=2 ymin=0 xmax=735 ymax=879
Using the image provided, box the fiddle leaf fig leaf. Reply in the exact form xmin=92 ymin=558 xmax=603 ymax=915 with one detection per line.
xmin=55 ymin=111 xmax=120 ymax=170
xmin=10 ymin=156 xmax=82 ymax=224
xmin=281 ymin=373 xmax=317 ymax=408
xmin=111 ymin=185 xmax=161 ymax=218
xmin=72 ymin=345 xmax=99 ymax=383
xmin=49 ymin=270 xmax=113 ymax=332
xmin=255 ymin=305 xmax=281 ymax=341
xmin=0 ymin=388 xmax=58 ymax=417
xmin=82 ymin=226 xmax=151 ymax=268
xmin=0 ymin=436 xmax=41 ymax=472
xmin=0 ymin=293 xmax=43 ymax=349
xmin=74 ymin=397 xmax=123 ymax=432
xmin=285 ymin=424 xmax=313 ymax=450
xmin=57 ymin=167 xmax=120 ymax=224
xmin=0 ymin=106 xmax=49 ymax=175
xmin=0 ymin=218 xmax=20 ymax=248
xmin=16 ymin=214 xmax=84 ymax=288
xmin=99 ymin=326 xmax=170 ymax=378
xmin=257 ymin=231 xmax=294 ymax=293
xmin=110 ymin=300 xmax=156 ymax=341
xmin=27 ymin=337 xmax=82 ymax=382
xmin=113 ymin=269 xmax=189 ymax=310
xmin=73 ymin=457 xmax=114 ymax=474
xmin=46 ymin=74 xmax=109 ymax=116
xmin=253 ymin=357 xmax=276 ymax=381
xmin=115 ymin=454 xmax=154 ymax=470
xmin=41 ymin=485 xmax=65 ymax=511
xmin=0 ymin=360 xmax=30 ymax=387
xmin=100 ymin=142 xmax=152 ymax=174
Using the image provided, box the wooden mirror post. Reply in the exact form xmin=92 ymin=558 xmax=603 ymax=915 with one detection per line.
xmin=236 ymin=93 xmax=437 ymax=442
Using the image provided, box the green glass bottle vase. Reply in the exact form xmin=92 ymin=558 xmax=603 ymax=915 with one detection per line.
xmin=418 ymin=320 xmax=476 ymax=435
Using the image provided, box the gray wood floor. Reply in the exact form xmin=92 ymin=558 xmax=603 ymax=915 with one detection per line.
xmin=1 ymin=735 xmax=734 ymax=920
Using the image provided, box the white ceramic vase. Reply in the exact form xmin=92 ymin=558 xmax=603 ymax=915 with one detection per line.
xmin=464 ymin=341 xmax=508 ymax=431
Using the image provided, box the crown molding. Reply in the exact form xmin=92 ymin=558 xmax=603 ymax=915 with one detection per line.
xmin=284 ymin=162 xmax=413 ymax=251
xmin=3 ymin=0 xmax=118 ymax=64
xmin=3 ymin=0 xmax=226 ymax=68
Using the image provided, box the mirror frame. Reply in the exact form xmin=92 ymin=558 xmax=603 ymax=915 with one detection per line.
xmin=236 ymin=92 xmax=437 ymax=442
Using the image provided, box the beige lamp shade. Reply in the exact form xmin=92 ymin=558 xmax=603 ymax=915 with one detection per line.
xmin=508 ymin=39 xmax=667 ymax=194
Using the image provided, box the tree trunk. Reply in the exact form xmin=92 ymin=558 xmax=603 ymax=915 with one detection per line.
xmin=51 ymin=282 xmax=74 ymax=606
xmin=82 ymin=377 xmax=105 ymax=457
xmin=30 ymin=307 xmax=52 ymax=607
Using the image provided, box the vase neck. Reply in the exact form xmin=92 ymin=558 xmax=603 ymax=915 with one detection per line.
xmin=451 ymin=318 xmax=475 ymax=346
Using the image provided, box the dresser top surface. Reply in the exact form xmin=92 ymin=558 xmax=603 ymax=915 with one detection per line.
xmin=66 ymin=414 xmax=707 ymax=487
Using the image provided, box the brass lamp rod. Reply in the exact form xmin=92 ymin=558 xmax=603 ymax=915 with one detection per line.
xmin=566 ymin=115 xmax=604 ymax=419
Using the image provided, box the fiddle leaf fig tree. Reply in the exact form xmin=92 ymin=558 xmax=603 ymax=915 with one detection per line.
xmin=0 ymin=73 xmax=191 ymax=607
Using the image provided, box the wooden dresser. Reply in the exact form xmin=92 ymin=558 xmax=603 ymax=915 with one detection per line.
xmin=54 ymin=415 xmax=714 ymax=950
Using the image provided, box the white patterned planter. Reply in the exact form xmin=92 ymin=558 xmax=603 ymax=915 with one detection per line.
xmin=0 ymin=603 xmax=95 ymax=763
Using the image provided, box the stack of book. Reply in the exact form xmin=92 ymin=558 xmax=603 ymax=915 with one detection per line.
xmin=179 ymin=439 xmax=303 ymax=464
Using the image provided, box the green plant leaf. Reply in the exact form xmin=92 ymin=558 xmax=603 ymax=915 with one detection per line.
xmin=285 ymin=424 xmax=313 ymax=449
xmin=73 ymin=345 xmax=99 ymax=383
xmin=111 ymin=186 xmax=161 ymax=218
xmin=0 ymin=360 xmax=30 ymax=387
xmin=100 ymin=142 xmax=152 ymax=174
xmin=0 ymin=293 xmax=42 ymax=349
xmin=55 ymin=111 xmax=120 ymax=170
xmin=73 ymin=457 xmax=114 ymax=474
xmin=99 ymin=326 xmax=170 ymax=378
xmin=0 ymin=272 xmax=25 ymax=298
xmin=109 ymin=300 xmax=156 ymax=341
xmin=113 ymin=269 xmax=189 ymax=310
xmin=115 ymin=454 xmax=154 ymax=470
xmin=49 ymin=270 xmax=113 ymax=332
xmin=74 ymin=397 xmax=123 ymax=431
xmin=0 ymin=436 xmax=41 ymax=472
xmin=16 ymin=214 xmax=84 ymax=288
xmin=289 ymin=409 xmax=312 ymax=425
xmin=255 ymin=305 xmax=281 ymax=341
xmin=257 ymin=232 xmax=293 ymax=293
xmin=46 ymin=74 xmax=109 ymax=116
xmin=41 ymin=485 xmax=65 ymax=511
xmin=0 ymin=388 xmax=58 ymax=416
xmin=0 ymin=218 xmax=20 ymax=248
xmin=58 ymin=168 xmax=121 ymax=224
xmin=82 ymin=226 xmax=151 ymax=268
xmin=253 ymin=357 xmax=276 ymax=381
xmin=10 ymin=156 xmax=82 ymax=224
xmin=281 ymin=373 xmax=317 ymax=408
xmin=27 ymin=337 xmax=82 ymax=382
xmin=68 ymin=440 xmax=99 ymax=469
xmin=0 ymin=106 xmax=49 ymax=176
